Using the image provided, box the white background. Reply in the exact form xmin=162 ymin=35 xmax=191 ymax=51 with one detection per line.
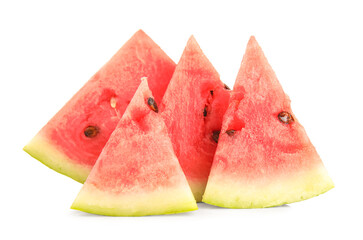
xmin=1 ymin=0 xmax=362 ymax=239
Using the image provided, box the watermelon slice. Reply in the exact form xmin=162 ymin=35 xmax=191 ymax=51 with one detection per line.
xmin=23 ymin=30 xmax=176 ymax=183
xmin=160 ymin=36 xmax=230 ymax=201
xmin=203 ymin=36 xmax=334 ymax=208
xmin=71 ymin=78 xmax=197 ymax=216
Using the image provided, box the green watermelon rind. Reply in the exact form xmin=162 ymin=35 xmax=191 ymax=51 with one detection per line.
xmin=23 ymin=135 xmax=90 ymax=183
xmin=71 ymin=200 xmax=198 ymax=217
xmin=71 ymin=184 xmax=198 ymax=216
xmin=202 ymin=166 xmax=334 ymax=208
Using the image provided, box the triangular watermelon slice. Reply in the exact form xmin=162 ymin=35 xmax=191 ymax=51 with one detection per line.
xmin=23 ymin=30 xmax=176 ymax=183
xmin=160 ymin=36 xmax=230 ymax=201
xmin=71 ymin=78 xmax=197 ymax=216
xmin=203 ymin=36 xmax=334 ymax=208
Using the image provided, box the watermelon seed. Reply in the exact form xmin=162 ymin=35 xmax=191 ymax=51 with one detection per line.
xmin=147 ymin=97 xmax=159 ymax=113
xmin=210 ymin=90 xmax=214 ymax=96
xmin=84 ymin=126 xmax=99 ymax=138
xmin=224 ymin=83 xmax=231 ymax=90
xmin=110 ymin=97 xmax=117 ymax=108
xmin=226 ymin=129 xmax=236 ymax=136
xmin=212 ymin=130 xmax=220 ymax=143
xmin=203 ymin=106 xmax=208 ymax=117
xmin=278 ymin=111 xmax=294 ymax=124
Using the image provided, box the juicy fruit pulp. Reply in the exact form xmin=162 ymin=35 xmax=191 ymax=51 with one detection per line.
xmin=23 ymin=30 xmax=176 ymax=183
xmin=203 ymin=36 xmax=334 ymax=208
xmin=71 ymin=79 xmax=197 ymax=216
xmin=160 ymin=36 xmax=230 ymax=201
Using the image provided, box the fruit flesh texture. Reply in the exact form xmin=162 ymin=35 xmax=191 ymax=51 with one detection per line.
xmin=71 ymin=79 xmax=197 ymax=216
xmin=203 ymin=36 xmax=334 ymax=208
xmin=161 ymin=36 xmax=230 ymax=202
xmin=23 ymin=30 xmax=176 ymax=183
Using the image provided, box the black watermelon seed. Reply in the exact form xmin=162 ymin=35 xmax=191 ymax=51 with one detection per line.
xmin=212 ymin=130 xmax=220 ymax=143
xmin=226 ymin=129 xmax=236 ymax=136
xmin=84 ymin=126 xmax=99 ymax=138
xmin=224 ymin=83 xmax=231 ymax=90
xmin=147 ymin=97 xmax=159 ymax=113
xmin=278 ymin=111 xmax=294 ymax=124
xmin=203 ymin=106 xmax=208 ymax=117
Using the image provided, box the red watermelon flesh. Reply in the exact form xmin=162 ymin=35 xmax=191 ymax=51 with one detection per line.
xmin=203 ymin=36 xmax=334 ymax=208
xmin=160 ymin=36 xmax=230 ymax=201
xmin=23 ymin=30 xmax=176 ymax=183
xmin=71 ymin=79 xmax=197 ymax=216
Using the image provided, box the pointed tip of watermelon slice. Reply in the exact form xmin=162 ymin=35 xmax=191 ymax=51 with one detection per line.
xmin=187 ymin=34 xmax=196 ymax=42
xmin=134 ymin=29 xmax=147 ymax=36
xmin=178 ymin=35 xmax=219 ymax=80
xmin=186 ymin=35 xmax=201 ymax=51
xmin=245 ymin=35 xmax=264 ymax=58
xmin=126 ymin=29 xmax=155 ymax=49
xmin=128 ymin=29 xmax=153 ymax=45
xmin=247 ymin=35 xmax=263 ymax=51
xmin=233 ymin=35 xmax=279 ymax=92
xmin=247 ymin=35 xmax=257 ymax=44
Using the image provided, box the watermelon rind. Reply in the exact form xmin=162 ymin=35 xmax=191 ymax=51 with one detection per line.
xmin=23 ymin=135 xmax=89 ymax=183
xmin=71 ymin=184 xmax=198 ymax=216
xmin=203 ymin=164 xmax=334 ymax=208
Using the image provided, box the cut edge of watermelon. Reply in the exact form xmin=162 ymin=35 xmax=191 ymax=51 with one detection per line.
xmin=71 ymin=184 xmax=198 ymax=216
xmin=202 ymin=164 xmax=334 ymax=208
xmin=23 ymin=134 xmax=90 ymax=183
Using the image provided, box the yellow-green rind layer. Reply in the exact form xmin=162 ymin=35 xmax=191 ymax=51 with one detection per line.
xmin=23 ymin=134 xmax=90 ymax=183
xmin=202 ymin=165 xmax=334 ymax=208
xmin=71 ymin=184 xmax=198 ymax=216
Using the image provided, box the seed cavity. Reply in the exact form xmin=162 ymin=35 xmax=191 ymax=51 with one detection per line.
xmin=147 ymin=97 xmax=159 ymax=113
xmin=226 ymin=129 xmax=236 ymax=136
xmin=212 ymin=131 xmax=220 ymax=143
xmin=203 ymin=106 xmax=208 ymax=117
xmin=224 ymin=83 xmax=231 ymax=90
xmin=84 ymin=126 xmax=99 ymax=138
xmin=278 ymin=111 xmax=294 ymax=124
